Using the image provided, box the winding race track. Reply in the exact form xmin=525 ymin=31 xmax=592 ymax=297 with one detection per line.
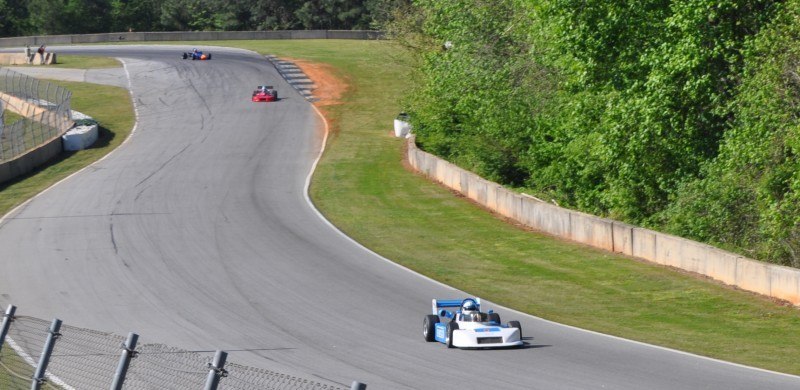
xmin=0 ymin=45 xmax=798 ymax=389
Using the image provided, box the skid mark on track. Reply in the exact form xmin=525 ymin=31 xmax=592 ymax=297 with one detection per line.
xmin=184 ymin=76 xmax=212 ymax=114
xmin=134 ymin=184 xmax=151 ymax=203
xmin=109 ymin=222 xmax=119 ymax=255
xmin=135 ymin=143 xmax=191 ymax=187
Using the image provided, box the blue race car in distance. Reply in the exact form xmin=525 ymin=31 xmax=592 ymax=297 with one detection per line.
xmin=423 ymin=298 xmax=523 ymax=348
xmin=182 ymin=49 xmax=212 ymax=60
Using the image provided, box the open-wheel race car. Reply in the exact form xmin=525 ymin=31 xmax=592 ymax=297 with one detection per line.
xmin=252 ymin=85 xmax=278 ymax=102
xmin=423 ymin=298 xmax=523 ymax=349
xmin=182 ymin=49 xmax=211 ymax=60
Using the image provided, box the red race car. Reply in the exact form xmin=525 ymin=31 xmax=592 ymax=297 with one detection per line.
xmin=252 ymin=85 xmax=278 ymax=102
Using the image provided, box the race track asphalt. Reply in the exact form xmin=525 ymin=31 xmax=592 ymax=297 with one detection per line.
xmin=0 ymin=45 xmax=798 ymax=389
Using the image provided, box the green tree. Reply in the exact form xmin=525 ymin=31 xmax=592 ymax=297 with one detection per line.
xmin=248 ymin=0 xmax=303 ymax=30
xmin=364 ymin=0 xmax=410 ymax=29
xmin=405 ymin=0 xmax=542 ymax=185
xmin=172 ymin=0 xmax=216 ymax=30
xmin=65 ymin=0 xmax=113 ymax=33
xmin=27 ymin=0 xmax=69 ymax=34
xmin=295 ymin=0 xmax=369 ymax=29
xmin=662 ymin=0 xmax=800 ymax=266
xmin=110 ymin=0 xmax=162 ymax=32
xmin=0 ymin=0 xmax=30 ymax=37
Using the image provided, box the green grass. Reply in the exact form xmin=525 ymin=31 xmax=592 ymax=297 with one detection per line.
xmin=0 ymin=343 xmax=59 ymax=389
xmin=2 ymin=110 xmax=22 ymax=125
xmin=53 ymin=55 xmax=121 ymax=68
xmin=15 ymin=54 xmax=121 ymax=69
xmin=0 ymin=350 xmax=33 ymax=389
xmin=1 ymin=41 xmax=799 ymax=376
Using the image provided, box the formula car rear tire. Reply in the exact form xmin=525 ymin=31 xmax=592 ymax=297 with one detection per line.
xmin=509 ymin=320 xmax=522 ymax=337
xmin=423 ymin=315 xmax=439 ymax=342
xmin=488 ymin=313 xmax=501 ymax=324
xmin=446 ymin=321 xmax=458 ymax=348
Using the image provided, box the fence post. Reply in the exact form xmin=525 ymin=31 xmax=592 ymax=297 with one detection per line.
xmin=30 ymin=318 xmax=61 ymax=390
xmin=351 ymin=381 xmax=367 ymax=390
xmin=204 ymin=350 xmax=228 ymax=390
xmin=110 ymin=332 xmax=138 ymax=390
xmin=0 ymin=304 xmax=16 ymax=355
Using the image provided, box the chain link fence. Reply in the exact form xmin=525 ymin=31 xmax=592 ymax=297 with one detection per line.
xmin=0 ymin=67 xmax=73 ymax=162
xmin=0 ymin=310 xmax=357 ymax=390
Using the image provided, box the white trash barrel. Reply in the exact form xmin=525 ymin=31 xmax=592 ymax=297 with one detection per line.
xmin=394 ymin=112 xmax=411 ymax=138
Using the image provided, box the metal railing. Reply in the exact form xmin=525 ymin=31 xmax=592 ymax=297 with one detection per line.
xmin=0 ymin=67 xmax=73 ymax=162
xmin=0 ymin=305 xmax=364 ymax=390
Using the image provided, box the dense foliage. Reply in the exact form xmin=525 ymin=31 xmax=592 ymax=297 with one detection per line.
xmin=0 ymin=0 xmax=407 ymax=36
xmin=400 ymin=0 xmax=800 ymax=267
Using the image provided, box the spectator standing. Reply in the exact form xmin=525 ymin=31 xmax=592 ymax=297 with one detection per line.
xmin=37 ymin=45 xmax=45 ymax=64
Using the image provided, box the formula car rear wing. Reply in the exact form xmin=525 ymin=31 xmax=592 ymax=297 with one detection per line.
xmin=431 ymin=298 xmax=482 ymax=317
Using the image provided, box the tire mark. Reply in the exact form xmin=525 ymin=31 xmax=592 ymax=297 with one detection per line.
xmin=135 ymin=143 xmax=191 ymax=187
xmin=109 ymin=220 xmax=130 ymax=268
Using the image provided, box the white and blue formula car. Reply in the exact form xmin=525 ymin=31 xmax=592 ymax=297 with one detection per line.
xmin=423 ymin=298 xmax=523 ymax=348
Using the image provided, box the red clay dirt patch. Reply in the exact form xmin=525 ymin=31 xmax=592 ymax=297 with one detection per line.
xmin=283 ymin=58 xmax=349 ymax=136
xmin=290 ymin=59 xmax=348 ymax=106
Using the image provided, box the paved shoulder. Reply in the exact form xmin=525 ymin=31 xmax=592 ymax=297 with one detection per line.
xmin=4 ymin=66 xmax=128 ymax=88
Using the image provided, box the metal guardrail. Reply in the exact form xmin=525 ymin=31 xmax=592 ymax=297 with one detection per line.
xmin=0 ymin=305 xmax=364 ymax=389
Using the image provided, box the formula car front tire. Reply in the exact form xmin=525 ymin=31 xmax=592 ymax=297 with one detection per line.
xmin=488 ymin=313 xmax=501 ymax=324
xmin=509 ymin=320 xmax=522 ymax=337
xmin=423 ymin=315 xmax=439 ymax=342
xmin=446 ymin=321 xmax=458 ymax=348
xmin=207 ymin=53 xmax=212 ymax=60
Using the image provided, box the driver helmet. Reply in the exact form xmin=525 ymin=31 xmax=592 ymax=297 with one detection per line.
xmin=193 ymin=48 xmax=198 ymax=53
xmin=461 ymin=299 xmax=478 ymax=312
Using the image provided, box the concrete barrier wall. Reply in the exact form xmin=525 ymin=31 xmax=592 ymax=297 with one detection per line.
xmin=0 ymin=53 xmax=28 ymax=65
xmin=0 ymin=30 xmax=383 ymax=48
xmin=706 ymin=248 xmax=740 ymax=286
xmin=569 ymin=211 xmax=614 ymax=252
xmin=405 ymin=136 xmax=800 ymax=305
xmin=1 ymin=92 xmax=39 ymax=116
xmin=0 ymin=134 xmax=62 ymax=183
xmin=62 ymin=123 xmax=98 ymax=151
xmin=612 ymin=221 xmax=634 ymax=256
xmin=770 ymin=265 xmax=800 ymax=304
xmin=0 ymin=92 xmax=73 ymax=130
xmin=679 ymin=239 xmax=708 ymax=275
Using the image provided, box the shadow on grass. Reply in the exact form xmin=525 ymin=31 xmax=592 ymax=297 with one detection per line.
xmin=0 ymin=148 xmax=76 ymax=193
xmin=88 ymin=126 xmax=115 ymax=149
